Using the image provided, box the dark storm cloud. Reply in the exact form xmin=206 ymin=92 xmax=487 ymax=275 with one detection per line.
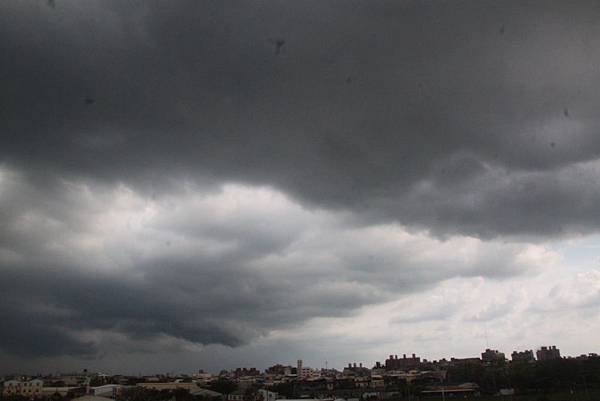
xmin=1 ymin=0 xmax=600 ymax=366
xmin=0 ymin=170 xmax=539 ymax=359
xmin=0 ymin=172 xmax=373 ymax=357
xmin=0 ymin=299 xmax=94 ymax=358
xmin=2 ymin=0 xmax=600 ymax=236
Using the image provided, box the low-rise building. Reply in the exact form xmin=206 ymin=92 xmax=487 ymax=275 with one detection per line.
xmin=421 ymin=383 xmax=480 ymax=398
xmin=449 ymin=357 xmax=481 ymax=366
xmin=71 ymin=396 xmax=114 ymax=401
xmin=258 ymin=389 xmax=278 ymax=401
xmin=3 ymin=379 xmax=44 ymax=397
xmin=369 ymin=375 xmax=385 ymax=390
xmin=226 ymin=389 xmax=244 ymax=401
xmin=92 ymin=384 xmax=129 ymax=398
xmin=137 ymin=382 xmax=201 ymax=392
xmin=42 ymin=386 xmax=85 ymax=397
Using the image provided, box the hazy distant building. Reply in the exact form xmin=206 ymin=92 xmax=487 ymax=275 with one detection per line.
xmin=233 ymin=368 xmax=260 ymax=378
xmin=192 ymin=371 xmax=213 ymax=384
xmin=385 ymin=354 xmax=421 ymax=370
xmin=343 ymin=363 xmax=370 ymax=377
xmin=481 ymin=349 xmax=505 ymax=364
xmin=450 ymin=357 xmax=482 ymax=367
xmin=297 ymin=360 xmax=303 ymax=379
xmin=537 ymin=346 xmax=561 ymax=361
xmin=265 ymin=364 xmax=292 ymax=376
xmin=511 ymin=350 xmax=535 ymax=363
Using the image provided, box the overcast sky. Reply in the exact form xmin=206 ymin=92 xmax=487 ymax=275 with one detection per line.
xmin=1 ymin=0 xmax=600 ymax=375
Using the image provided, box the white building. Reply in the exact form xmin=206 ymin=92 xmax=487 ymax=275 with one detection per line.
xmin=3 ymin=379 xmax=44 ymax=397
xmin=92 ymin=384 xmax=128 ymax=397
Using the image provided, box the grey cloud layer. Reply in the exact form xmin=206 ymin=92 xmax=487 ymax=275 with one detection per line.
xmin=0 ymin=169 xmax=543 ymax=358
xmin=2 ymin=0 xmax=600 ymax=368
xmin=2 ymin=0 xmax=600 ymax=236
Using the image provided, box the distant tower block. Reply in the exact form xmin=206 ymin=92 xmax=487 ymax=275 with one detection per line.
xmin=537 ymin=346 xmax=561 ymax=361
xmin=297 ymin=359 xmax=303 ymax=378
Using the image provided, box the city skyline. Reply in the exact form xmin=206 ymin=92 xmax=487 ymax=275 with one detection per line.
xmin=0 ymin=343 xmax=591 ymax=376
xmin=5 ymin=348 xmax=600 ymax=401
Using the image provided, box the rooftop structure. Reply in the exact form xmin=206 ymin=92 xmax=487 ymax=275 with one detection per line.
xmin=385 ymin=354 xmax=422 ymax=370
xmin=511 ymin=350 xmax=535 ymax=363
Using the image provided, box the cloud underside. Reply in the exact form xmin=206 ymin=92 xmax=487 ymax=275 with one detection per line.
xmin=2 ymin=0 xmax=600 ymax=237
xmin=0 ymin=170 xmax=555 ymax=357
xmin=1 ymin=0 xmax=600 ymax=362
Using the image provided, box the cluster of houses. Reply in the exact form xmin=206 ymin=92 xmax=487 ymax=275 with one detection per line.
xmin=0 ymin=371 xmax=474 ymax=400
xmin=4 ymin=346 xmax=596 ymax=400
xmin=1 ymin=372 xmax=136 ymax=400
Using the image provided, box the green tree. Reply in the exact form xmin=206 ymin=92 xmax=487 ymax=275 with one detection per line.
xmin=209 ymin=378 xmax=238 ymax=395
